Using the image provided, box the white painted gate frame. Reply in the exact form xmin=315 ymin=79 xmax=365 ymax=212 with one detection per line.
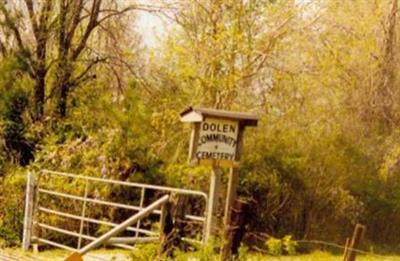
xmin=22 ymin=169 xmax=209 ymax=254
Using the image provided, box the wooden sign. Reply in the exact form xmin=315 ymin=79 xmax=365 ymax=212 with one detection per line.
xmin=180 ymin=107 xmax=258 ymax=246
xmin=196 ymin=118 xmax=239 ymax=163
xmin=181 ymin=107 xmax=258 ymax=168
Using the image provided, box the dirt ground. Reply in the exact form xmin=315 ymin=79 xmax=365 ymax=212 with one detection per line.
xmin=0 ymin=248 xmax=132 ymax=261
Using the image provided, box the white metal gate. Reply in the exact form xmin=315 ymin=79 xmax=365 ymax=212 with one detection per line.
xmin=22 ymin=170 xmax=208 ymax=254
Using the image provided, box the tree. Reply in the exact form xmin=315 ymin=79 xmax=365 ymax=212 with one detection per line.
xmin=0 ymin=0 xmax=52 ymax=120
xmin=0 ymin=0 xmax=155 ymax=119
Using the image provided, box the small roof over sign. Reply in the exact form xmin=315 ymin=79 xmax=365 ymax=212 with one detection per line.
xmin=180 ymin=106 xmax=259 ymax=127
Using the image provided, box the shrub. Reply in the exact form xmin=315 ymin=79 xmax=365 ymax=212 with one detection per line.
xmin=0 ymin=168 xmax=27 ymax=246
xmin=266 ymin=235 xmax=297 ymax=256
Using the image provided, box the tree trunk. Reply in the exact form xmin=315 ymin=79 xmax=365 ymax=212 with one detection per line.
xmin=376 ymin=0 xmax=398 ymax=132
xmin=33 ymin=27 xmax=49 ymax=121
xmin=33 ymin=71 xmax=45 ymax=121
xmin=56 ymin=69 xmax=71 ymax=118
xmin=159 ymin=194 xmax=188 ymax=258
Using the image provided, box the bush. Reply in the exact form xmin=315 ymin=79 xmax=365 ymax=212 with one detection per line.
xmin=0 ymin=168 xmax=27 ymax=246
xmin=130 ymin=243 xmax=159 ymax=261
xmin=265 ymin=235 xmax=297 ymax=256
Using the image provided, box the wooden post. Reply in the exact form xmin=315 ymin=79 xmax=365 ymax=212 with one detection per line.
xmin=230 ymin=200 xmax=249 ymax=255
xmin=159 ymin=194 xmax=188 ymax=257
xmin=22 ymin=171 xmax=35 ymax=251
xmin=345 ymin=224 xmax=366 ymax=261
xmin=221 ymin=199 xmax=249 ymax=260
xmin=221 ymin=125 xmax=244 ymax=260
xmin=179 ymin=107 xmax=258 ymax=251
xmin=223 ymin=168 xmax=239 ymax=227
xmin=77 ymin=180 xmax=89 ymax=249
xmin=343 ymin=237 xmax=350 ymax=261
xmin=205 ymin=166 xmax=222 ymax=242
xmin=221 ymin=168 xmax=239 ymax=260
xmin=159 ymin=199 xmax=173 ymax=258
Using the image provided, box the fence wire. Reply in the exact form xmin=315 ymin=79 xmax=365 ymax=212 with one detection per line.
xmin=248 ymin=231 xmax=394 ymax=259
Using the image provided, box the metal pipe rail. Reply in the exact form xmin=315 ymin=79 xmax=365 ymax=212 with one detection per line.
xmin=41 ymin=169 xmax=208 ymax=199
xmin=25 ymin=169 xmax=208 ymax=255
xmin=39 ymin=189 xmax=205 ymax=223
xmin=78 ymin=194 xmax=170 ymax=255
xmin=39 ymin=170 xmax=207 ymax=223
xmin=32 ymin=237 xmax=109 ymax=261
xmin=38 ymin=188 xmax=142 ymax=211
xmin=33 ymin=237 xmax=76 ymax=252
xmin=35 ymin=222 xmax=136 ymax=250
xmin=38 ymin=206 xmax=157 ymax=236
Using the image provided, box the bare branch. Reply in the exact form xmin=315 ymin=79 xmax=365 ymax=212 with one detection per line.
xmin=65 ymin=0 xmax=84 ymax=49
xmin=71 ymin=0 xmax=102 ymax=60
xmin=58 ymin=0 xmax=67 ymax=55
xmin=23 ymin=0 xmax=39 ymax=39
xmin=0 ymin=4 xmax=25 ymax=51
xmin=71 ymin=57 xmax=107 ymax=85
xmin=0 ymin=37 xmax=7 ymax=57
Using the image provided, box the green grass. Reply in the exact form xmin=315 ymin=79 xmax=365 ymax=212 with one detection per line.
xmin=247 ymin=251 xmax=400 ymax=261
xmin=1 ymin=248 xmax=400 ymax=260
xmin=1 ymin=248 xmax=132 ymax=260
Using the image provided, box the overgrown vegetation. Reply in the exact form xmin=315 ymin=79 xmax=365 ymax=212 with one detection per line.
xmin=1 ymin=0 xmax=400 ymax=256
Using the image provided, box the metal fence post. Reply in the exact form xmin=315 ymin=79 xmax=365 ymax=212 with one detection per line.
xmin=22 ymin=171 xmax=35 ymax=251
xmin=135 ymin=187 xmax=146 ymax=238
xmin=77 ymin=180 xmax=90 ymax=249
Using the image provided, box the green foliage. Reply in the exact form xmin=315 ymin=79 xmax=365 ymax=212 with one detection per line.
xmin=0 ymin=168 xmax=26 ymax=246
xmin=2 ymin=0 xmax=400 ymax=255
xmin=266 ymin=237 xmax=283 ymax=256
xmin=0 ymin=56 xmax=35 ymax=167
xmin=237 ymin=244 xmax=250 ymax=261
xmin=173 ymin=239 xmax=218 ymax=261
xmin=129 ymin=243 xmax=159 ymax=261
xmin=266 ymin=235 xmax=297 ymax=256
xmin=283 ymin=235 xmax=298 ymax=255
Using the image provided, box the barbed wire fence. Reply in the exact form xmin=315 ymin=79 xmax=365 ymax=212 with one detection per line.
xmin=248 ymin=229 xmax=393 ymax=260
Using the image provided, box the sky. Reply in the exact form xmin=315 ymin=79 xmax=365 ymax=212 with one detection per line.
xmin=134 ymin=0 xmax=316 ymax=47
xmin=135 ymin=0 xmax=173 ymax=48
xmin=136 ymin=11 xmax=165 ymax=47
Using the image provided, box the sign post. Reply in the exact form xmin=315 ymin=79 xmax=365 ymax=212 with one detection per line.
xmin=180 ymin=107 xmax=258 ymax=256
